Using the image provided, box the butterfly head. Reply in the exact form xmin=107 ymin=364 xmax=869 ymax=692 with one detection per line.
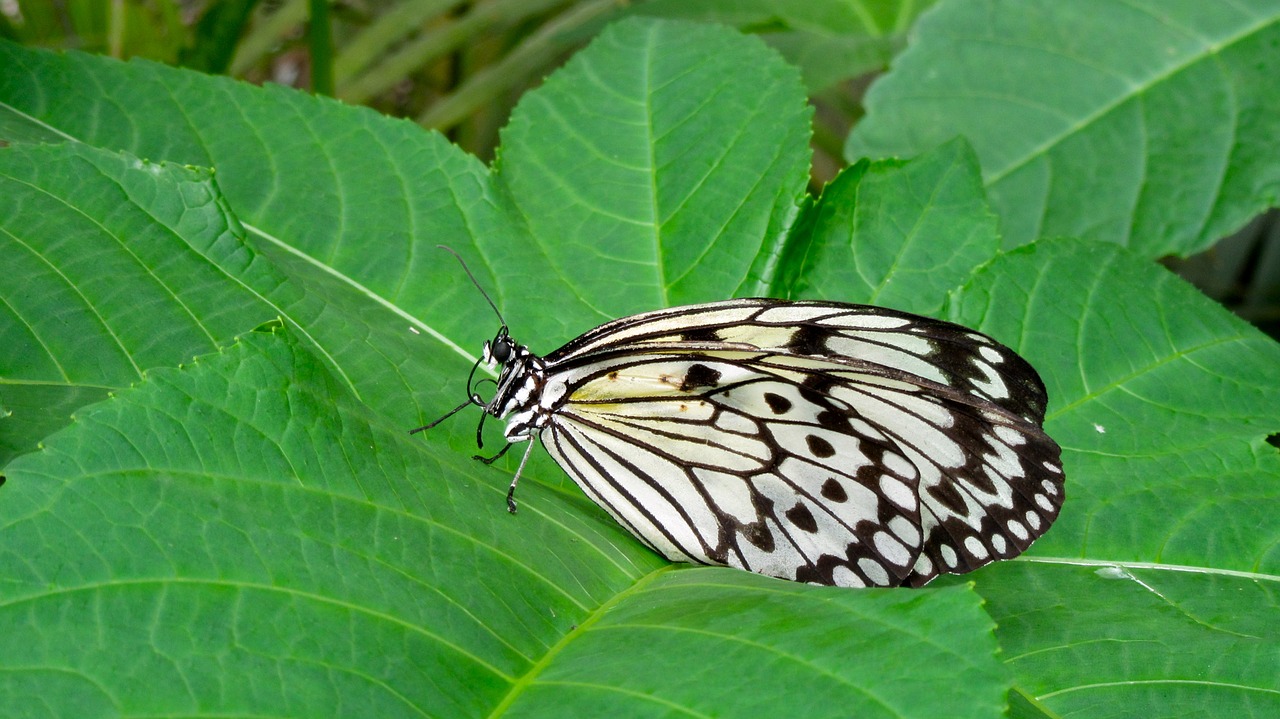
xmin=412 ymin=246 xmax=554 ymax=452
xmin=482 ymin=326 xmax=518 ymax=368
xmin=479 ymin=326 xmax=543 ymax=409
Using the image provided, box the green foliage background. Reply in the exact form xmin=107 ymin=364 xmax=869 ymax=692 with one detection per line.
xmin=2 ymin=4 xmax=1279 ymax=718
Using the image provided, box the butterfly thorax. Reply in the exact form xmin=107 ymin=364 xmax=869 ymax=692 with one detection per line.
xmin=483 ymin=331 xmax=555 ymax=442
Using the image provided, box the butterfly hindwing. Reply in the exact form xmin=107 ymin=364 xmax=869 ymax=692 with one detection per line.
xmin=542 ymin=353 xmax=926 ymax=587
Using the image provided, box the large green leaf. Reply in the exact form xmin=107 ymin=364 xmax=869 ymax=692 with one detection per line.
xmin=494 ymin=18 xmax=812 ymax=323
xmin=1 ymin=15 xmax=1277 ymax=719
xmin=0 ymin=312 xmax=1005 ymax=714
xmin=981 ymin=561 xmax=1280 ymax=718
xmin=846 ymin=0 xmax=1280 ymax=256
xmin=776 ymin=137 xmax=1000 ymax=314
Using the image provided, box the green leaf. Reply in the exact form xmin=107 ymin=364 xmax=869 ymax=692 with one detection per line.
xmin=846 ymin=0 xmax=1280 ymax=256
xmin=1 ymin=320 xmax=1005 ymax=719
xmin=0 ymin=137 xmax=494 ymax=471
xmin=981 ymin=562 xmax=1280 ymax=718
xmin=0 ymin=145 xmax=277 ymax=462
xmin=500 ymin=570 xmax=1006 ymax=718
xmin=1 ymin=325 xmax=660 ymax=717
xmin=2 ymin=14 xmax=1278 ymax=719
xmin=0 ymin=45 xmax=512 ymax=463
xmin=778 ymin=138 xmax=1000 ymax=314
xmin=496 ymin=18 xmax=812 ymax=324
xmin=936 ymin=240 xmax=1280 ymax=714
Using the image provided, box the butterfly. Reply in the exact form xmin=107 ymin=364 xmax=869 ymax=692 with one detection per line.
xmin=415 ymin=255 xmax=1064 ymax=588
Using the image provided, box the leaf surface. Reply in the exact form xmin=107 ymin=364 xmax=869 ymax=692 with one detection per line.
xmin=846 ymin=0 xmax=1280 ymax=255
xmin=2 ymin=14 xmax=1278 ymax=719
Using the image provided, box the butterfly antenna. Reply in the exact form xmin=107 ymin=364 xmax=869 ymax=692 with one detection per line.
xmin=409 ymin=355 xmax=488 ymax=435
xmin=408 ymin=398 xmax=473 ymax=435
xmin=438 ymin=245 xmax=506 ymax=326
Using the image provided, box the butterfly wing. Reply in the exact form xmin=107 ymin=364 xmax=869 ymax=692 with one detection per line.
xmin=537 ymin=299 xmax=1063 ymax=588
xmin=549 ymin=298 xmax=1050 ymax=423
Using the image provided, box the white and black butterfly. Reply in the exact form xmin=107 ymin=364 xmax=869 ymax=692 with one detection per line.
xmin=416 ymin=263 xmax=1063 ymax=588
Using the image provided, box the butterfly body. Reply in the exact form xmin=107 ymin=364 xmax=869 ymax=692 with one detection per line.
xmin=453 ymin=298 xmax=1063 ymax=588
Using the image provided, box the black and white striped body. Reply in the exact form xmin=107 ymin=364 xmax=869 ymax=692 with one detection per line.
xmin=472 ymin=298 xmax=1064 ymax=588
xmin=481 ymin=333 xmax=550 ymax=442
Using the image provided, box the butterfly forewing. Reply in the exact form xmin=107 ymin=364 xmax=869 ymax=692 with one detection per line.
xmin=452 ymin=298 xmax=1063 ymax=588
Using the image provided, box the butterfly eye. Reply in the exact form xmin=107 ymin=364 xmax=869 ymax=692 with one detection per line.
xmin=488 ymin=337 xmax=514 ymax=364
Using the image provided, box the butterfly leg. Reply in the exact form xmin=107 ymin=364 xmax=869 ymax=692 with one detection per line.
xmin=472 ymin=442 xmax=512 ymax=464
xmin=505 ymin=440 xmax=537 ymax=514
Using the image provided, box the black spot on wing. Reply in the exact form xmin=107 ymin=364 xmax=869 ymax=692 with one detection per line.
xmin=800 ymin=372 xmax=838 ymax=396
xmin=680 ymin=363 xmax=722 ymax=392
xmin=964 ymin=465 xmax=998 ymax=495
xmin=742 ymin=489 xmax=776 ymax=552
xmin=763 ymin=392 xmax=792 ymax=414
xmin=681 ymin=326 xmax=722 ymax=343
xmin=820 ymin=478 xmax=848 ymax=503
xmin=743 ymin=522 xmax=775 ymax=552
xmin=815 ymin=408 xmax=853 ymax=433
xmin=786 ymin=325 xmax=829 ymax=355
xmin=785 ymin=503 xmax=819 ymax=533
xmin=805 ymin=435 xmax=835 ymax=458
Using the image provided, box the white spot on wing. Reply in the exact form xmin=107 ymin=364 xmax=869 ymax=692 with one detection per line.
xmin=968 ymin=361 xmax=1010 ymax=400
xmin=994 ymin=425 xmax=1026 ymax=446
xmin=858 ymin=558 xmax=890 ymax=586
xmin=888 ymin=516 xmax=920 ymax=545
xmin=715 ymin=410 xmax=758 ymax=434
xmin=824 ymin=335 xmax=946 ymax=384
xmin=963 ymin=536 xmax=988 ymax=560
xmin=1007 ymin=519 xmax=1029 ymax=540
xmin=817 ymin=313 xmax=913 ymax=330
xmin=912 ymin=553 xmax=934 ymax=577
xmin=991 ymin=534 xmax=1008 ymax=554
xmin=714 ymin=324 xmax=801 ymax=348
xmin=940 ymin=545 xmax=958 ymax=568
xmin=984 ymin=443 xmax=1022 ymax=481
xmin=755 ymin=306 xmax=846 ymax=324
xmin=693 ymin=468 xmax=758 ymax=525
xmin=882 ymin=452 xmax=917 ymax=481
xmin=873 ymin=531 xmax=912 ymax=567
xmin=879 ymin=475 xmax=916 ymax=510
xmin=831 ymin=565 xmax=863 ymax=587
